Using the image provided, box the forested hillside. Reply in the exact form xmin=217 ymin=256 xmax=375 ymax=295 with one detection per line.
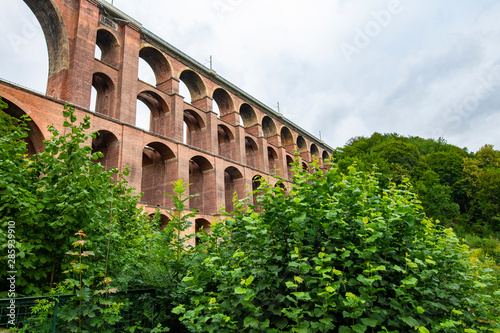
xmin=332 ymin=133 xmax=500 ymax=261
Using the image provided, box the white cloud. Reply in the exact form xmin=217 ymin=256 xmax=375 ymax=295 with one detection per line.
xmin=1 ymin=0 xmax=499 ymax=151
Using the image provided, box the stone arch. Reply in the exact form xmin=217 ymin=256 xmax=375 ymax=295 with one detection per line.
xmin=139 ymin=46 xmax=171 ymax=86
xmin=218 ymin=125 xmax=235 ymax=159
xmin=212 ymin=88 xmax=235 ymax=117
xmin=322 ymin=150 xmax=330 ymax=161
xmin=195 ymin=218 xmax=211 ymax=245
xmin=245 ymin=136 xmax=259 ymax=169
xmin=148 ymin=213 xmax=170 ymax=231
xmin=286 ymin=155 xmax=294 ymax=180
xmin=2 ymin=97 xmax=45 ymax=156
xmin=95 ymin=28 xmax=120 ymax=67
xmin=224 ymin=166 xmax=245 ymax=213
xmin=262 ymin=116 xmax=277 ymax=138
xmin=302 ymin=162 xmax=309 ymax=173
xmin=252 ymin=175 xmax=263 ymax=209
xmin=92 ymin=72 xmax=114 ymax=117
xmin=189 ymin=155 xmax=216 ymax=213
xmin=296 ymin=136 xmax=307 ymax=153
xmin=239 ymin=103 xmax=258 ymax=128
xmin=141 ymin=142 xmax=176 ymax=208
xmin=310 ymin=144 xmax=320 ymax=159
xmin=280 ymin=126 xmax=294 ymax=146
xmin=91 ymin=130 xmax=119 ymax=171
xmin=267 ymin=146 xmax=278 ymax=174
xmin=23 ymin=0 xmax=70 ymax=79
xmin=179 ymin=69 xmax=207 ymax=102
xmin=137 ymin=90 xmax=169 ymax=134
xmin=184 ymin=110 xmax=206 ymax=148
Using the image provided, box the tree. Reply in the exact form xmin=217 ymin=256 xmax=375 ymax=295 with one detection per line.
xmin=0 ymin=101 xmax=150 ymax=296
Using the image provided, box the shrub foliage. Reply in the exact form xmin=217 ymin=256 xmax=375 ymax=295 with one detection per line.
xmin=172 ymin=161 xmax=500 ymax=332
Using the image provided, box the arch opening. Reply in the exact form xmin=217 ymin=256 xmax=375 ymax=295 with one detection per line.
xmin=2 ymin=98 xmax=45 ymax=156
xmin=180 ymin=70 xmax=207 ymax=103
xmin=91 ymin=130 xmax=119 ymax=172
xmin=310 ymin=144 xmax=319 ymax=159
xmin=189 ymin=156 xmax=215 ymax=213
xmin=245 ymin=136 xmax=259 ymax=169
xmin=139 ymin=46 xmax=171 ymax=86
xmin=262 ymin=116 xmax=277 ymax=138
xmin=280 ymin=126 xmax=294 ymax=146
xmin=184 ymin=110 xmax=206 ymax=148
xmin=213 ymin=88 xmax=234 ymax=117
xmin=218 ymin=125 xmax=234 ymax=159
xmin=92 ymin=72 xmax=114 ymax=117
xmin=195 ymin=218 xmax=211 ymax=245
xmin=286 ymin=155 xmax=294 ymax=180
xmin=95 ymin=29 xmax=119 ymax=67
xmin=137 ymin=90 xmax=169 ymax=133
xmin=297 ymin=136 xmax=307 ymax=153
xmin=224 ymin=166 xmax=244 ymax=213
xmin=141 ymin=142 xmax=176 ymax=208
xmin=239 ymin=104 xmax=258 ymax=128
xmin=267 ymin=147 xmax=278 ymax=174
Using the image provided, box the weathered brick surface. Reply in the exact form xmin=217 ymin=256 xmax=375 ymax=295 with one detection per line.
xmin=1 ymin=0 xmax=333 ymax=238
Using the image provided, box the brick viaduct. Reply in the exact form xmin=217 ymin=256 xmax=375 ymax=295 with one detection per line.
xmin=1 ymin=0 xmax=332 ymax=236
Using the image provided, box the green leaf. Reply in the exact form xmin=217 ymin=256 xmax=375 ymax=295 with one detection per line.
xmin=234 ymin=287 xmax=247 ymax=294
xmin=401 ymin=276 xmax=418 ymax=287
xmin=361 ymin=318 xmax=377 ymax=327
xmin=401 ymin=316 xmax=419 ymax=327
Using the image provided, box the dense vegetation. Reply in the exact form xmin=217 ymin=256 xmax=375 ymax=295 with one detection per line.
xmin=1 ymin=100 xmax=499 ymax=331
xmin=332 ymin=133 xmax=500 ymax=262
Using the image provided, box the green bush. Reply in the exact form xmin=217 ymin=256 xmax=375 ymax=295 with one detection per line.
xmin=171 ymin=160 xmax=500 ymax=332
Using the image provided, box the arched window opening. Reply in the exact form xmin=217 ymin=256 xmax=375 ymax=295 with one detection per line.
xmin=213 ymin=88 xmax=234 ymax=117
xmin=311 ymin=144 xmax=320 ymax=159
xmin=322 ymin=151 xmax=330 ymax=161
xmin=224 ymin=166 xmax=244 ymax=213
xmin=218 ymin=125 xmax=234 ymax=159
xmin=252 ymin=175 xmax=263 ymax=210
xmin=262 ymin=116 xmax=277 ymax=138
xmin=3 ymin=99 xmax=45 ymax=156
xmin=180 ymin=70 xmax=207 ymax=103
xmin=189 ymin=156 xmax=215 ymax=214
xmin=179 ymin=81 xmax=191 ymax=103
xmin=137 ymin=91 xmax=169 ymax=135
xmin=239 ymin=104 xmax=258 ymax=128
xmin=95 ymin=29 xmax=119 ymax=67
xmin=297 ymin=136 xmax=307 ymax=153
xmin=195 ymin=219 xmax=211 ymax=245
xmin=136 ymin=99 xmax=151 ymax=131
xmin=138 ymin=46 xmax=171 ymax=86
xmin=92 ymin=73 xmax=114 ymax=117
xmin=268 ymin=147 xmax=278 ymax=174
xmin=281 ymin=127 xmax=294 ymax=146
xmin=245 ymin=137 xmax=259 ymax=169
xmin=149 ymin=213 xmax=170 ymax=231
xmin=3 ymin=2 xmax=51 ymax=93
xmin=141 ymin=142 xmax=176 ymax=208
xmin=91 ymin=130 xmax=119 ymax=172
xmin=184 ymin=110 xmax=205 ymax=148
xmin=138 ymin=58 xmax=156 ymax=86
xmin=302 ymin=162 xmax=309 ymax=173
xmin=286 ymin=155 xmax=294 ymax=180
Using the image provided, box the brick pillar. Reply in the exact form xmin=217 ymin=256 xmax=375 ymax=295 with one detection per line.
xmin=120 ymin=126 xmax=144 ymax=195
xmin=206 ymin=111 xmax=219 ymax=154
xmin=116 ymin=24 xmax=141 ymax=125
xmin=64 ymin=0 xmax=100 ymax=108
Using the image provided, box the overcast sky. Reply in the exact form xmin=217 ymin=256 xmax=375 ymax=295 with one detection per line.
xmin=1 ymin=0 xmax=499 ymax=152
